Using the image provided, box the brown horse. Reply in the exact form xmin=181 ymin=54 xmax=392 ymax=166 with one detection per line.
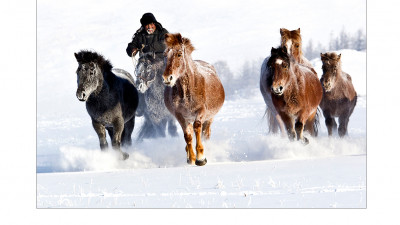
xmin=260 ymin=28 xmax=317 ymax=136
xmin=280 ymin=28 xmax=315 ymax=71
xmin=163 ymin=33 xmax=225 ymax=166
xmin=320 ymin=52 xmax=357 ymax=137
xmin=267 ymin=47 xmax=322 ymax=144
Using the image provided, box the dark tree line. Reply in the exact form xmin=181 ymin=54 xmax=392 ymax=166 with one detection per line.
xmin=213 ymin=27 xmax=365 ymax=100
xmin=304 ymin=28 xmax=366 ymax=59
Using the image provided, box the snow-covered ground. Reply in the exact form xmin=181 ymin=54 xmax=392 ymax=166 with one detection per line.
xmin=35 ymin=0 xmax=367 ymax=209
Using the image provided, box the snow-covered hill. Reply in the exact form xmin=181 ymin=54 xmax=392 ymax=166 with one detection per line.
xmin=37 ymin=0 xmax=366 ymax=209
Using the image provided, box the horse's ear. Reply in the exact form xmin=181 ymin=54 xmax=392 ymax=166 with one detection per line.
xmin=175 ymin=33 xmax=183 ymax=44
xmin=297 ymin=28 xmax=301 ymax=33
xmin=164 ymin=33 xmax=174 ymax=47
xmin=271 ymin=47 xmax=277 ymax=54
xmin=74 ymin=52 xmax=79 ymax=61
xmin=337 ymin=54 xmax=341 ymax=60
xmin=280 ymin=28 xmax=286 ymax=35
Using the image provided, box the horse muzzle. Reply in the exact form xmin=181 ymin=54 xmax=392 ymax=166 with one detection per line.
xmin=138 ymin=83 xmax=149 ymax=93
xmin=323 ymin=83 xmax=332 ymax=92
xmin=271 ymin=85 xmax=284 ymax=96
xmin=76 ymin=90 xmax=88 ymax=102
xmin=163 ymin=74 xmax=176 ymax=87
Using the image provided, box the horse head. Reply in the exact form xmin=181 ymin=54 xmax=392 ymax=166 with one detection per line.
xmin=162 ymin=33 xmax=195 ymax=87
xmin=74 ymin=55 xmax=103 ymax=101
xmin=320 ymin=52 xmax=342 ymax=92
xmin=135 ymin=53 xmax=159 ymax=93
xmin=268 ymin=47 xmax=292 ymax=96
xmin=280 ymin=28 xmax=302 ymax=62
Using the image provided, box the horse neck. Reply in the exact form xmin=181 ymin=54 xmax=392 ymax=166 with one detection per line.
xmin=180 ymin=53 xmax=197 ymax=91
xmin=94 ymin=69 xmax=110 ymax=96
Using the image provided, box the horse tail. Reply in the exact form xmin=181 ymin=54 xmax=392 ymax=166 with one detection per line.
xmin=312 ymin=108 xmax=321 ymax=137
xmin=266 ymin=107 xmax=280 ymax=134
xmin=111 ymin=68 xmax=135 ymax=85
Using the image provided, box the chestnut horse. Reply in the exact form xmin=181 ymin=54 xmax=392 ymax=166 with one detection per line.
xmin=320 ymin=52 xmax=357 ymax=137
xmin=260 ymin=28 xmax=317 ymax=136
xmin=163 ymin=33 xmax=225 ymax=166
xmin=267 ymin=47 xmax=322 ymax=144
xmin=280 ymin=28 xmax=314 ymax=70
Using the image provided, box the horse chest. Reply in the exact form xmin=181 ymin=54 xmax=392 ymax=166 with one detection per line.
xmin=86 ymin=99 xmax=122 ymax=126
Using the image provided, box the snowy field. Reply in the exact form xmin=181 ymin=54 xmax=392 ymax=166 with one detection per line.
xmin=6 ymin=0 xmax=400 ymax=224
xmin=36 ymin=0 xmax=367 ymax=209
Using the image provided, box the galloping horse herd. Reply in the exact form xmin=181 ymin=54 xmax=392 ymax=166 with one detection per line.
xmin=74 ymin=28 xmax=357 ymax=166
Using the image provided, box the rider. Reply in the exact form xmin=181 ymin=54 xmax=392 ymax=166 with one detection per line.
xmin=126 ymin=13 xmax=169 ymax=59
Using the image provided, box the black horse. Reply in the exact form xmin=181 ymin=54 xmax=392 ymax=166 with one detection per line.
xmin=74 ymin=50 xmax=139 ymax=160
xmin=134 ymin=52 xmax=177 ymax=140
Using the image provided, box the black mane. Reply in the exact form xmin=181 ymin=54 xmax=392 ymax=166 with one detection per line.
xmin=75 ymin=50 xmax=113 ymax=72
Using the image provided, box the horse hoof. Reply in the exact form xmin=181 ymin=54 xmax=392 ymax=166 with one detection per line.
xmin=195 ymin=158 xmax=207 ymax=166
xmin=187 ymin=158 xmax=195 ymax=165
xmin=121 ymin=152 xmax=129 ymax=160
xmin=302 ymin=137 xmax=309 ymax=145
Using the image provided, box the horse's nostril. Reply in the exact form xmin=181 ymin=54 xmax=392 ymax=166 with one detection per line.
xmin=279 ymin=86 xmax=283 ymax=92
xmin=169 ymin=75 xmax=173 ymax=81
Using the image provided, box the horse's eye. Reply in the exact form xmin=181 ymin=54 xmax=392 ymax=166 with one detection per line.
xmin=295 ymin=44 xmax=300 ymax=48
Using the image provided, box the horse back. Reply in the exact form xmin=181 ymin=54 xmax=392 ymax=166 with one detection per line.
xmin=110 ymin=73 xmax=139 ymax=120
xmin=296 ymin=64 xmax=323 ymax=108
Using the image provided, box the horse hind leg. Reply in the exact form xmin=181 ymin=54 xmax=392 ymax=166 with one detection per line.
xmin=201 ymin=118 xmax=213 ymax=140
xmin=167 ymin=119 xmax=178 ymax=137
xmin=325 ymin=116 xmax=337 ymax=136
xmin=111 ymin=118 xmax=129 ymax=160
xmin=121 ymin=117 xmax=135 ymax=147
xmin=304 ymin=110 xmax=319 ymax=137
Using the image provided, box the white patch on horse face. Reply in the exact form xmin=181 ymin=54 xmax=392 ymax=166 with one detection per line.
xmin=276 ymin=59 xmax=283 ymax=65
xmin=164 ymin=74 xmax=178 ymax=87
xmin=286 ymin=39 xmax=292 ymax=54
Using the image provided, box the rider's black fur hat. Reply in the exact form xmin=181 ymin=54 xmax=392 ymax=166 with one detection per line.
xmin=140 ymin=13 xmax=157 ymax=26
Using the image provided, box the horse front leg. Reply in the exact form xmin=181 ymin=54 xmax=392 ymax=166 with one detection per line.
xmin=193 ymin=108 xmax=207 ymax=166
xmin=295 ymin=121 xmax=309 ymax=145
xmin=194 ymin=120 xmax=207 ymax=166
xmin=338 ymin=113 xmax=350 ymax=137
xmin=112 ymin=118 xmax=129 ymax=160
xmin=92 ymin=120 xmax=108 ymax=150
xmin=323 ymin=110 xmax=337 ymax=136
xmin=280 ymin=113 xmax=296 ymax=141
xmin=177 ymin=115 xmax=196 ymax=165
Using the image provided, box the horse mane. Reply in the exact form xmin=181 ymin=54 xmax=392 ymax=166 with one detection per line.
xmin=74 ymin=50 xmax=113 ymax=72
xmin=165 ymin=33 xmax=195 ymax=54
